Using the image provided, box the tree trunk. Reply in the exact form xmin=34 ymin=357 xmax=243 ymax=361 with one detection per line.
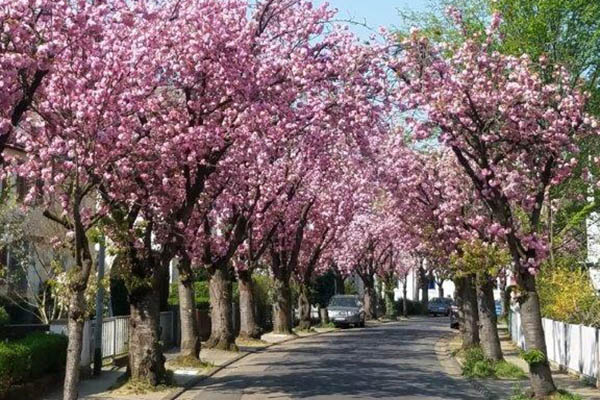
xmin=363 ymin=281 xmax=376 ymax=320
xmin=319 ymin=306 xmax=329 ymax=325
xmin=128 ymin=280 xmax=167 ymax=385
xmin=516 ymin=270 xmax=556 ymax=396
xmin=402 ymin=277 xmax=408 ymax=318
xmin=272 ymin=271 xmax=293 ymax=335
xmin=297 ymin=283 xmax=311 ymax=330
xmin=418 ymin=267 xmax=429 ymax=310
xmin=476 ymin=272 xmax=503 ymax=361
xmin=178 ymin=273 xmax=199 ymax=359
xmin=384 ymin=277 xmax=397 ymax=320
xmin=237 ymin=270 xmax=261 ymax=339
xmin=206 ymin=265 xmax=237 ymax=351
xmin=456 ymin=275 xmax=480 ymax=348
xmin=438 ymin=282 xmax=444 ymax=299
xmin=62 ymin=291 xmax=85 ymax=400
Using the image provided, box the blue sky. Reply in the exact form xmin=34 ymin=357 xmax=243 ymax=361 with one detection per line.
xmin=315 ymin=0 xmax=431 ymax=38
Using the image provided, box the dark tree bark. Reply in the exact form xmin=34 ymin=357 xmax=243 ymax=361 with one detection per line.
xmin=177 ymin=257 xmax=200 ymax=359
xmin=515 ymin=269 xmax=556 ymax=395
xmin=437 ymin=282 xmax=444 ymax=299
xmin=402 ymin=276 xmax=408 ymax=318
xmin=128 ymin=277 xmax=167 ymax=384
xmin=63 ymin=291 xmax=86 ymax=400
xmin=417 ymin=265 xmax=429 ymax=310
xmin=272 ymin=269 xmax=293 ymax=334
xmin=455 ymin=275 xmax=480 ymax=348
xmin=476 ymin=272 xmax=503 ymax=361
xmin=297 ymin=282 xmax=312 ymax=330
xmin=53 ymin=201 xmax=94 ymax=400
xmin=205 ymin=265 xmax=237 ymax=351
xmin=362 ymin=277 xmax=377 ymax=320
xmin=237 ymin=270 xmax=261 ymax=339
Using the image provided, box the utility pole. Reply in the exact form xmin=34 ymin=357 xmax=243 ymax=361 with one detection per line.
xmin=93 ymin=239 xmax=105 ymax=376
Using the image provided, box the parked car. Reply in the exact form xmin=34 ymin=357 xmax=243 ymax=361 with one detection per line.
xmin=428 ymin=297 xmax=453 ymax=316
xmin=328 ymin=295 xmax=365 ymax=328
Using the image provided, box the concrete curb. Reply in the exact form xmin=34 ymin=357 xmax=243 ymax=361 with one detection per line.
xmin=161 ymin=328 xmax=339 ymax=400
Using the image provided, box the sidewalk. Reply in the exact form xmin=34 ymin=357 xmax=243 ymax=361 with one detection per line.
xmin=443 ymin=327 xmax=600 ymax=399
xmin=42 ymin=328 xmax=339 ymax=400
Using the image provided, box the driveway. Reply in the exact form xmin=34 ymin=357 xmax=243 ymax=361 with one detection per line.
xmin=180 ymin=317 xmax=486 ymax=399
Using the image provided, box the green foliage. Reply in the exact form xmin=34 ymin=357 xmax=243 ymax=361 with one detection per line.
xmin=0 ymin=332 xmax=68 ymax=393
xmin=510 ymin=386 xmax=583 ymax=400
xmin=536 ymin=261 xmax=600 ymax=327
xmin=450 ymin=240 xmax=510 ymax=277
xmin=521 ymin=349 xmax=546 ymax=366
xmin=168 ymin=281 xmax=210 ymax=311
xmin=252 ymin=274 xmax=273 ymax=332
xmin=312 ymin=269 xmax=336 ymax=307
xmin=0 ymin=307 xmax=9 ymax=327
xmin=493 ymin=360 xmax=527 ymax=379
xmin=394 ymin=298 xmax=428 ymax=315
xmin=344 ymin=279 xmax=358 ymax=295
xmin=462 ymin=346 xmax=526 ymax=379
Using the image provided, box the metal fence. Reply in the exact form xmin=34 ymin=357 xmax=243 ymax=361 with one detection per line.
xmin=509 ymin=308 xmax=599 ymax=380
xmin=92 ymin=311 xmax=175 ymax=360
xmin=99 ymin=316 xmax=129 ymax=359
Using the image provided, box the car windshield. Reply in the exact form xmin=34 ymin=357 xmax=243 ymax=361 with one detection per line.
xmin=329 ymin=297 xmax=358 ymax=307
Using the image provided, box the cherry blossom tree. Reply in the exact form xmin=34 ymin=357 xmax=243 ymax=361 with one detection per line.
xmin=6 ymin=2 xmax=152 ymax=398
xmin=394 ymin=9 xmax=598 ymax=394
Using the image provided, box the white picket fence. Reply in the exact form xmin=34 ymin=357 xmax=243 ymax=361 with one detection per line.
xmin=510 ymin=308 xmax=599 ymax=379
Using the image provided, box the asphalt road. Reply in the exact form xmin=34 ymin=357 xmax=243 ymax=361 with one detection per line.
xmin=184 ymin=317 xmax=486 ymax=400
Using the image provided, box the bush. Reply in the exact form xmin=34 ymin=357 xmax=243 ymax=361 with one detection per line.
xmin=536 ymin=261 xmax=600 ymax=327
xmin=462 ymin=345 xmax=525 ymax=379
xmin=394 ymin=298 xmax=428 ymax=315
xmin=252 ymin=274 xmax=273 ymax=332
xmin=168 ymin=281 xmax=210 ymax=310
xmin=0 ymin=332 xmax=68 ymax=393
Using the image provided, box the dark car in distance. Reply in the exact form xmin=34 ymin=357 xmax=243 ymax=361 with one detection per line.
xmin=328 ymin=295 xmax=365 ymax=328
xmin=428 ymin=297 xmax=453 ymax=316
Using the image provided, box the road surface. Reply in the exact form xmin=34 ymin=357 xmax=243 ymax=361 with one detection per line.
xmin=182 ymin=317 xmax=486 ymax=400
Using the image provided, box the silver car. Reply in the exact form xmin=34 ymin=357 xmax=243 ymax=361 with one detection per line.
xmin=328 ymin=295 xmax=365 ymax=328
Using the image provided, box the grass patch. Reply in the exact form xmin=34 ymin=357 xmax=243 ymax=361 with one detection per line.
xmin=319 ymin=322 xmax=336 ymax=328
xmin=462 ymin=346 xmax=526 ymax=379
xmin=235 ymin=337 xmax=269 ymax=347
xmin=166 ymin=355 xmax=213 ymax=370
xmin=510 ymin=386 xmax=583 ymax=400
xmin=494 ymin=360 xmax=527 ymax=379
xmin=110 ymin=371 xmax=174 ymax=395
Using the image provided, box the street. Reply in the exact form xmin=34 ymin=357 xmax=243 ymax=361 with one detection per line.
xmin=181 ymin=317 xmax=485 ymax=400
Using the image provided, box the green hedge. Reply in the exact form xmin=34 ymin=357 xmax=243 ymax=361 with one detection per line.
xmin=0 ymin=332 xmax=68 ymax=392
xmin=169 ymin=281 xmax=211 ymax=311
xmin=394 ymin=298 xmax=428 ymax=315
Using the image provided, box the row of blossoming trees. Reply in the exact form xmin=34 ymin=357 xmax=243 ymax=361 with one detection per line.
xmin=0 ymin=0 xmax=597 ymax=399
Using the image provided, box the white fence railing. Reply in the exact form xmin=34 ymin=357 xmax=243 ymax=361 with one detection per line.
xmin=93 ymin=311 xmax=176 ymax=360
xmin=509 ymin=308 xmax=599 ymax=379
xmin=98 ymin=315 xmax=129 ymax=359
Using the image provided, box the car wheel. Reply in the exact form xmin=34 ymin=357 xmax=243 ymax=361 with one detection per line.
xmin=359 ymin=320 xmax=365 ymax=328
